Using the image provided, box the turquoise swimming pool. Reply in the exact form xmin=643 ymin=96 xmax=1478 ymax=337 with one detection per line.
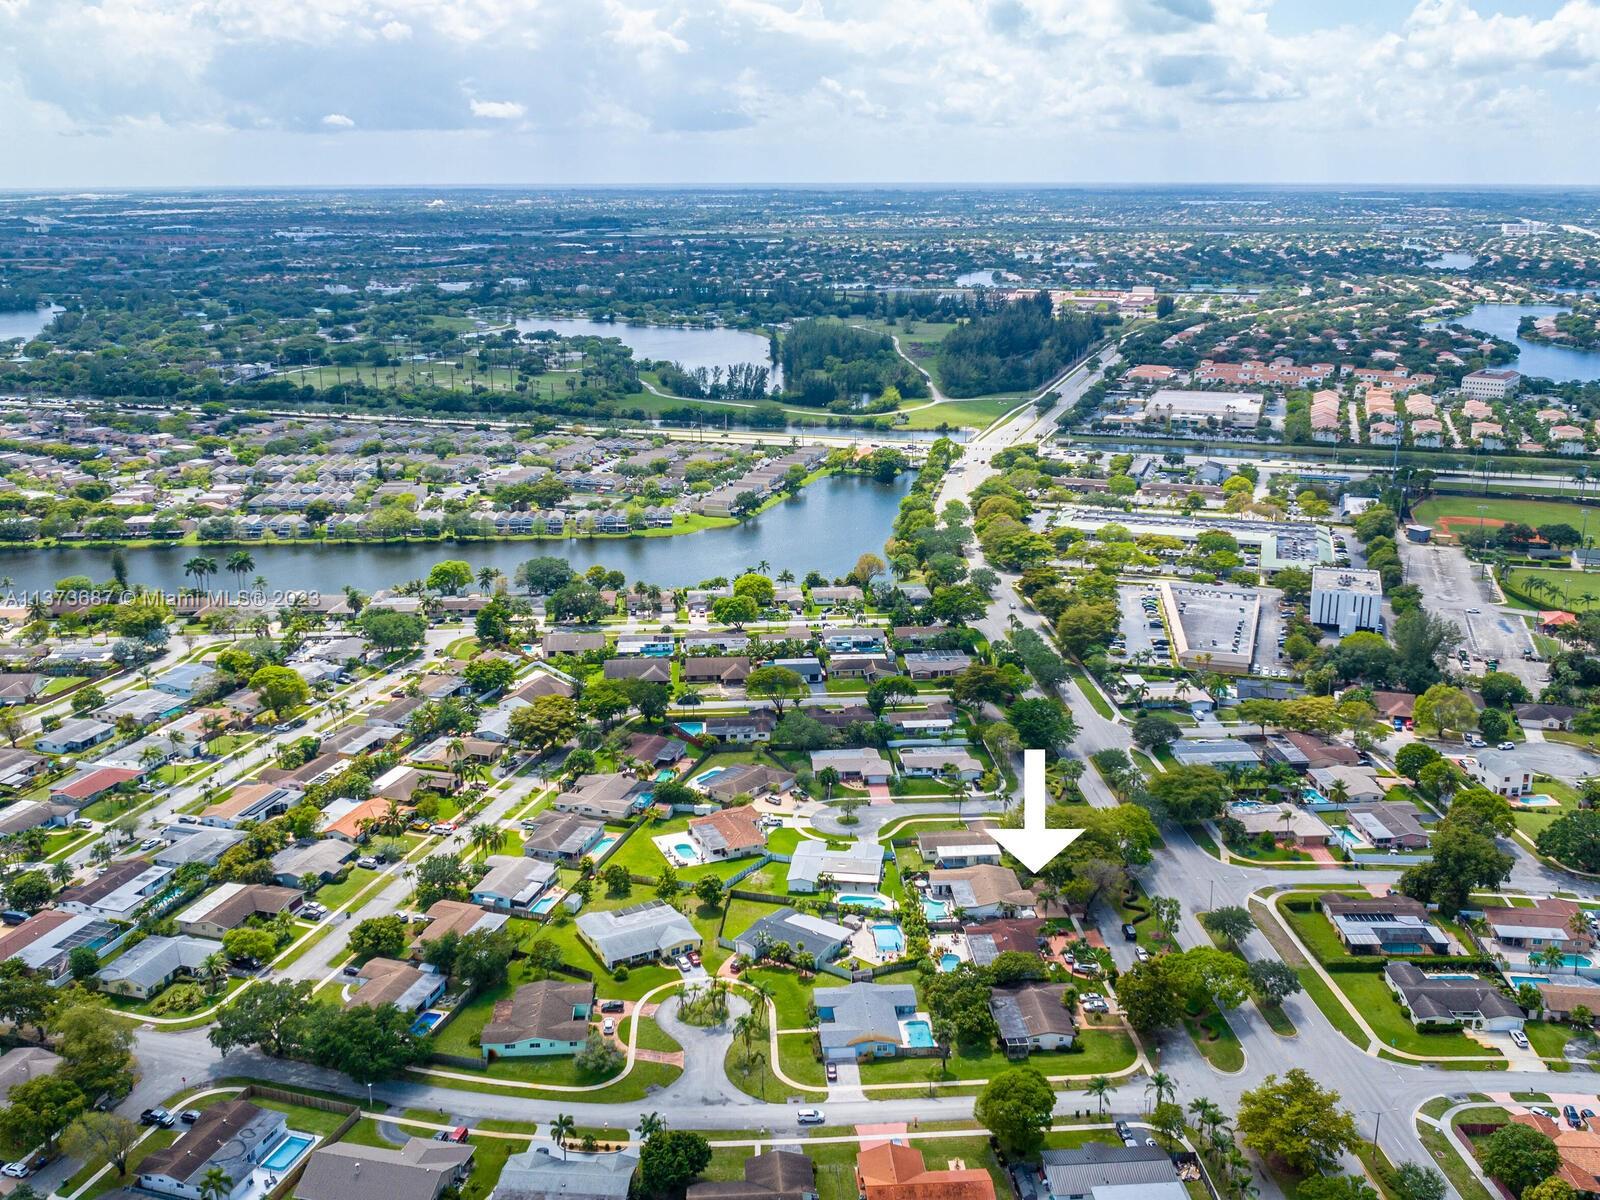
xmin=837 ymin=893 xmax=890 ymax=910
xmin=590 ymin=835 xmax=618 ymax=857
xmin=903 ymin=1019 xmax=935 ymax=1048
xmin=871 ymin=923 xmax=905 ymax=954
xmin=530 ymin=895 xmax=557 ymax=915
xmin=692 ymin=766 xmax=727 ymax=787
xmin=410 ymin=1010 xmax=444 ymax=1036
xmin=922 ymin=898 xmax=950 ymax=920
xmin=938 ymin=953 xmax=961 ymax=972
xmin=674 ymin=842 xmax=697 ymax=860
xmin=676 ymin=721 xmax=706 ymax=736
xmin=262 ymin=1133 xmax=315 ymax=1172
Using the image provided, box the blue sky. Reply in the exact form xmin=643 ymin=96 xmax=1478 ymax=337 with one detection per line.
xmin=2 ymin=0 xmax=1599 ymax=187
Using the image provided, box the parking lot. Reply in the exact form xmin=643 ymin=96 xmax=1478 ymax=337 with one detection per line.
xmin=1115 ymin=583 xmax=1172 ymax=666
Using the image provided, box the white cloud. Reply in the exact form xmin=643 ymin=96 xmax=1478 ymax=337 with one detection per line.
xmin=1 ymin=0 xmax=1599 ymax=181
xmin=469 ymin=98 xmax=525 ymax=119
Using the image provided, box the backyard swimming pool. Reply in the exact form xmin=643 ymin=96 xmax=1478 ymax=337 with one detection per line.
xmin=872 ymin=923 xmax=906 ymax=954
xmin=903 ymin=1019 xmax=935 ymax=1048
xmin=410 ymin=1010 xmax=445 ymax=1036
xmin=676 ymin=721 xmax=706 ymax=736
xmin=1332 ymin=828 xmax=1366 ymax=851
xmin=655 ymin=769 xmax=677 ymax=781
xmin=530 ymin=895 xmax=557 ymax=915
xmin=591 ymin=835 xmax=618 ymax=857
xmin=1506 ymin=974 xmax=1551 ymax=989
xmin=922 ymin=898 xmax=951 ymax=920
xmin=691 ymin=766 xmax=727 ymax=788
xmin=1563 ymin=953 xmax=1595 ymax=968
xmin=1511 ymin=793 xmax=1561 ymax=808
xmin=837 ymin=893 xmax=891 ymax=910
xmin=939 ymin=953 xmax=961 ymax=972
xmin=262 ymin=1133 xmax=316 ymax=1173
xmin=674 ymin=842 xmax=698 ymax=860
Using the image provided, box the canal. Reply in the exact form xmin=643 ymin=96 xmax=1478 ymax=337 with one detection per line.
xmin=0 ymin=473 xmax=911 ymax=595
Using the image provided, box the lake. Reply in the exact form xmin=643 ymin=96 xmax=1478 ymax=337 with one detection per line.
xmin=0 ymin=305 xmax=62 ymax=342
xmin=1425 ymin=252 xmax=1477 ymax=271
xmin=1446 ymin=303 xmax=1600 ymax=383
xmin=0 ymin=473 xmax=910 ymax=595
xmin=515 ymin=316 xmax=780 ymax=387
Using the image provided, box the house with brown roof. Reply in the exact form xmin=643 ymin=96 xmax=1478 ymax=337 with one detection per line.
xmin=137 ymin=1099 xmax=288 ymax=1200
xmin=855 ymin=1142 xmax=996 ymax=1200
xmin=1371 ymin=691 xmax=1416 ymax=728
xmin=1481 ymin=897 xmax=1593 ymax=956
xmin=687 ymin=1152 xmax=815 ymax=1200
xmin=688 ymin=806 xmax=767 ymax=860
xmin=963 ymin=919 xmax=1045 ymax=965
xmin=602 ymin=658 xmax=672 ymax=684
xmin=296 ymin=1138 xmax=475 ymax=1200
xmin=0 ymin=1046 xmax=61 ymax=1105
xmin=175 ymin=882 xmax=301 ymax=939
xmin=199 ymin=782 xmax=294 ymax=828
xmin=700 ymin=763 xmax=795 ymax=803
xmin=1508 ymin=1112 xmax=1600 ymax=1195
xmin=623 ymin=733 xmax=687 ymax=767
xmin=408 ymin=899 xmax=508 ymax=956
xmin=322 ymin=796 xmax=408 ymax=842
xmin=514 ymin=673 xmax=576 ymax=701
xmin=345 ymin=957 xmax=446 ymax=1012
xmin=479 ymin=980 xmax=595 ymax=1059
xmin=1320 ymin=894 xmax=1450 ymax=955
xmin=682 ymin=656 xmax=752 ymax=686
xmin=989 ymin=983 xmax=1077 ymax=1056
xmin=926 ymin=866 xmax=1036 ymax=919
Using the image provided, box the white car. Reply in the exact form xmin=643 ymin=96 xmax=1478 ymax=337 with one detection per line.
xmin=1510 ymin=1030 xmax=1530 ymax=1049
xmin=796 ymin=1109 xmax=826 ymax=1125
xmin=1497 ymin=742 xmax=1516 ymax=751
xmin=2 ymin=1162 xmax=31 ymax=1179
xmin=601 ymin=1018 xmax=616 ymax=1036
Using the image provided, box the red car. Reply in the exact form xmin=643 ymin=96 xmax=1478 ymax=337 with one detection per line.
xmin=688 ymin=950 xmax=702 ymax=966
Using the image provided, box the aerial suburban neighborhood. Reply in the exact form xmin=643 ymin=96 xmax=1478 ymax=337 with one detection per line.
xmin=11 ymin=14 xmax=1600 ymax=1198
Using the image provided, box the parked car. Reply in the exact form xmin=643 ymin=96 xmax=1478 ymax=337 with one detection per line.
xmin=1510 ymin=1030 xmax=1529 ymax=1049
xmin=356 ymin=857 xmax=379 ymax=870
xmin=342 ymin=965 xmax=361 ymax=977
xmin=1565 ymin=1105 xmax=1584 ymax=1130
xmin=601 ymin=1018 xmax=616 ymax=1036
xmin=0 ymin=911 xmax=28 ymax=927
xmin=141 ymin=1108 xmax=175 ymax=1128
xmin=1135 ymin=946 xmax=1150 ymax=963
xmin=796 ymin=1109 xmax=826 ymax=1125
xmin=1120 ymin=923 xmax=1138 ymax=941
xmin=138 ymin=838 xmax=161 ymax=851
xmin=179 ymin=1110 xmax=202 ymax=1124
xmin=600 ymin=1000 xmax=625 ymax=1014
xmin=2 ymin=1162 xmax=31 ymax=1179
xmin=1497 ymin=741 xmax=1516 ymax=751
xmin=825 ymin=1063 xmax=838 ymax=1082
xmin=688 ymin=950 xmax=702 ymax=966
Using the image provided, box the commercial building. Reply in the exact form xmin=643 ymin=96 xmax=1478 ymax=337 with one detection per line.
xmin=1158 ymin=581 xmax=1260 ymax=673
xmin=1140 ymin=388 xmax=1264 ymax=428
xmin=1461 ymin=368 xmax=1521 ymax=399
xmin=1310 ymin=568 xmax=1384 ymax=636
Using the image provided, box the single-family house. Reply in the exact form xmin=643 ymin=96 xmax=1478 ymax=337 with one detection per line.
xmin=915 ymin=828 xmax=1001 ymax=869
xmin=788 ymin=838 xmax=884 ymax=893
xmin=815 ymin=982 xmax=927 ymax=1062
xmin=97 ymin=934 xmax=213 ymax=999
xmin=346 ymin=957 xmax=446 ymax=1013
xmin=989 ymin=984 xmax=1076 ymax=1056
xmin=810 ymin=748 xmax=892 ymax=784
xmin=1039 ymin=1144 xmax=1186 ymax=1200
xmin=554 ymin=773 xmax=653 ymax=821
xmin=295 ymin=1138 xmax=475 ymax=1200
xmin=926 ymin=866 xmax=1036 ymax=919
xmin=491 ymin=1147 xmax=638 ymax=1200
xmin=470 ymin=855 xmax=557 ymax=914
xmin=1385 ymin=961 xmax=1525 ymax=1030
xmin=731 ymin=907 xmax=851 ymax=965
xmin=175 ymin=882 xmax=301 ymax=939
xmin=897 ymin=747 xmax=982 ymax=782
xmin=522 ymin=811 xmax=606 ymax=865
xmin=575 ymin=900 xmax=698 ymax=970
xmin=688 ymin=807 xmax=767 ymax=860
xmin=136 ymin=1100 xmax=289 ymax=1200
xmin=1320 ymin=894 xmax=1451 ymax=955
xmin=479 ymin=980 xmax=594 ymax=1059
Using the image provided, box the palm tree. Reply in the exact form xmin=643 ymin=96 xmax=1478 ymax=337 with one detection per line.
xmin=733 ymin=1012 xmax=762 ymax=1062
xmin=199 ymin=1167 xmax=232 ymax=1200
xmin=468 ymin=821 xmax=507 ymax=861
xmin=548 ymin=1113 xmax=576 ymax=1160
xmin=1188 ymin=1097 xmax=1225 ymax=1141
xmin=1084 ymin=1075 xmax=1113 ymax=1117
xmin=636 ymin=1113 xmax=665 ymax=1142
xmin=1144 ymin=1070 xmax=1176 ymax=1113
xmin=226 ymin=550 xmax=255 ymax=594
xmin=202 ymin=951 xmax=229 ymax=995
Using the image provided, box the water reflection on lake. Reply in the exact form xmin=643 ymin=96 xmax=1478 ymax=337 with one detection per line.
xmin=0 ymin=305 xmax=62 ymax=342
xmin=0 ymin=473 xmax=911 ymax=594
xmin=1445 ymin=303 xmax=1600 ymax=383
xmin=515 ymin=316 xmax=780 ymax=386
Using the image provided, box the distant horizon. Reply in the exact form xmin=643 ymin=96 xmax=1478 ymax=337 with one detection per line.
xmin=7 ymin=181 xmax=1600 ymax=194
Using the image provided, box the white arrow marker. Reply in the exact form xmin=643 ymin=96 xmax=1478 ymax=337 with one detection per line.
xmin=990 ymin=749 xmax=1084 ymax=873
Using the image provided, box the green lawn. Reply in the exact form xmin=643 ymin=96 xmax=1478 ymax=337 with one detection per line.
xmin=314 ymin=867 xmax=383 ymax=910
xmin=1502 ymin=566 xmax=1600 ymax=612
xmin=1416 ymin=1121 xmax=1496 ymax=1200
xmin=1183 ymin=1006 xmax=1244 ymax=1071
xmin=1329 ymin=971 xmax=1503 ymax=1059
xmin=1413 ymin=495 xmax=1600 ymax=530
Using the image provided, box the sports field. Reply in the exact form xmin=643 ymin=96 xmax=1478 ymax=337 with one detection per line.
xmin=1413 ymin=494 xmax=1600 ymax=533
xmin=1503 ymin=566 xmax=1600 ymax=611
